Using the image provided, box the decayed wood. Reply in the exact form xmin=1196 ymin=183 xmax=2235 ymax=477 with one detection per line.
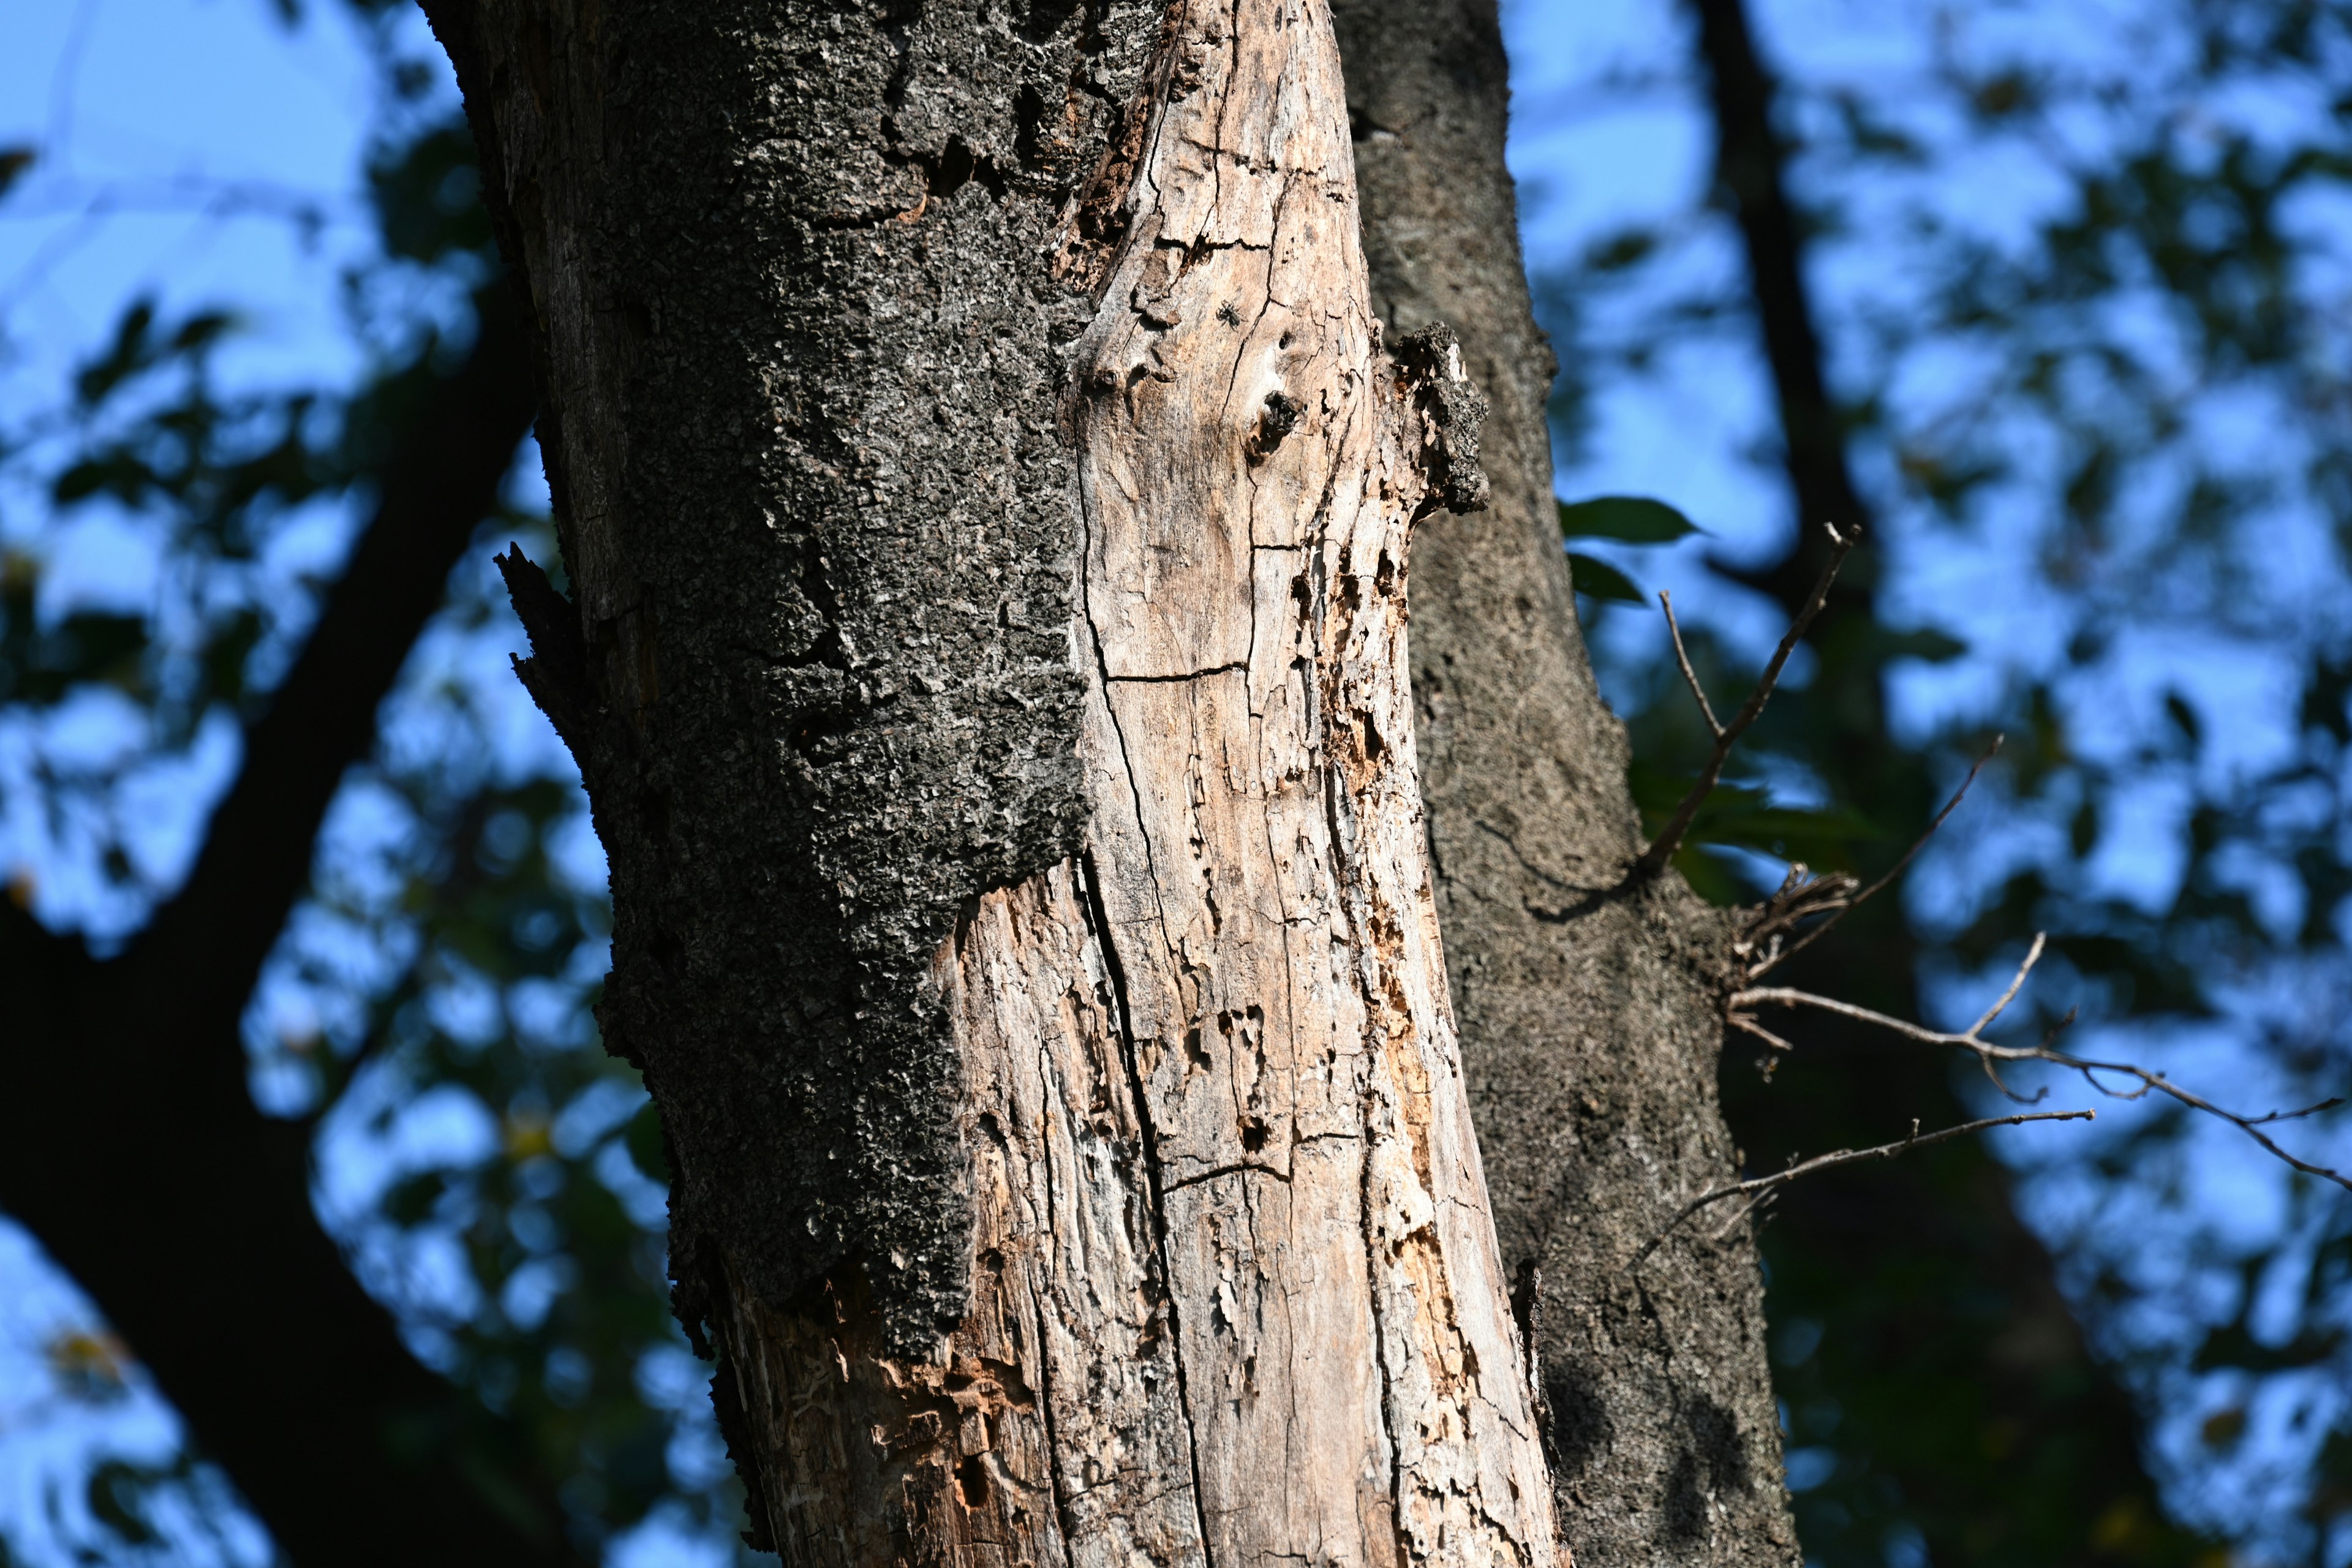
xmin=719 ymin=0 xmax=1559 ymax=1562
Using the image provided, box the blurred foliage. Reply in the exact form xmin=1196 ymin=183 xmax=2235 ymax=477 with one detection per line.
xmin=1545 ymin=0 xmax=2352 ymax=1562
xmin=276 ymin=700 xmax=741 ymax=1556
xmin=0 ymin=8 xmax=748 ymax=1564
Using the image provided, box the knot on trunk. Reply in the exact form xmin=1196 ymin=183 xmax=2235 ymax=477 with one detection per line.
xmin=1392 ymin=322 xmax=1491 ymax=516
xmin=1247 ymin=388 xmax=1306 ymax=462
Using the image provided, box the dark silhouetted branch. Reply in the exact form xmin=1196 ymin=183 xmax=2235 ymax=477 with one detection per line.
xmin=494 ymin=544 xmax=594 ymax=765
xmin=1 ymin=283 xmax=586 ymax=1568
xmin=1689 ymin=0 xmax=1875 ymax=614
xmin=127 ymin=285 xmax=537 ymax=1044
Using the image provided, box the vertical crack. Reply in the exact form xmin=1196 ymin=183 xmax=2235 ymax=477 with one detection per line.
xmin=1079 ymin=850 xmax=1219 ymax=1568
xmin=1360 ymin=1080 xmax=1416 ymax=1568
xmin=1028 ymin=1023 xmax=1082 ymax=1568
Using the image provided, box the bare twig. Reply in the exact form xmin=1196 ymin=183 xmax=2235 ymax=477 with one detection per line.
xmin=1659 ymin=590 xmax=1723 ymax=739
xmin=1740 ymin=736 xmax=2003 ymax=979
xmin=1629 ymin=1108 xmax=2095 ymax=1268
xmin=1632 ymin=521 xmax=1858 ymax=880
xmin=1731 ymin=935 xmax=2352 ymax=1192
xmin=1728 ymin=1012 xmax=1797 ymax=1054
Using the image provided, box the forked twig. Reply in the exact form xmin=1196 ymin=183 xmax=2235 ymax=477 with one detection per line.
xmin=1632 ymin=522 xmax=1859 ymax=880
xmin=1628 ymin=1109 xmax=2095 ymax=1268
xmin=1738 ymin=736 xmax=2003 ymax=980
xmin=1732 ymin=934 xmax=2352 ymax=1191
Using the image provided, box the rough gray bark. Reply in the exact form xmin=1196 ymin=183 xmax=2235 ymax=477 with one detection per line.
xmin=432 ymin=0 xmax=1114 ymax=1354
xmin=1328 ymin=1 xmax=1802 ymax=1561
xmin=428 ymin=2 xmax=1559 ymax=1564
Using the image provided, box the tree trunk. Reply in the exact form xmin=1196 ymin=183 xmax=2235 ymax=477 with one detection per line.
xmin=1329 ymin=2 xmax=1800 ymax=1562
xmin=426 ymin=2 xmax=1558 ymax=1565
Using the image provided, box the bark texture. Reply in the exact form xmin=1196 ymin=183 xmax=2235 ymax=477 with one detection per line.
xmin=431 ymin=0 xmax=1115 ymax=1353
xmin=430 ymin=1 xmax=1558 ymax=1564
xmin=1329 ymin=1 xmax=1801 ymax=1561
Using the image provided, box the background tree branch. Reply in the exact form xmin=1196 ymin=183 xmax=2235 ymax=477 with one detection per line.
xmin=0 ymin=280 xmax=584 ymax=1568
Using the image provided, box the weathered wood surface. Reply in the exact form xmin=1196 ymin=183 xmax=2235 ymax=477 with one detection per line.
xmin=1330 ymin=0 xmax=1800 ymax=1559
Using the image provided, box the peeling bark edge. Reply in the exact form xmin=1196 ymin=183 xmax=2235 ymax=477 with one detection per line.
xmin=493 ymin=545 xmax=595 ymax=762
xmin=1392 ymin=322 xmax=1491 ymax=516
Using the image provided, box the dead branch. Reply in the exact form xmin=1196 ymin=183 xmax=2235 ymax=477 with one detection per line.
xmin=1735 ymin=861 xmax=1861 ymax=978
xmin=1728 ymin=1011 xmax=1798 ymax=1054
xmin=1629 ymin=1108 xmax=2095 ymax=1269
xmin=1632 ymin=521 xmax=1858 ymax=880
xmin=1732 ymin=933 xmax=2352 ymax=1192
xmin=1736 ymin=736 xmax=2002 ymax=979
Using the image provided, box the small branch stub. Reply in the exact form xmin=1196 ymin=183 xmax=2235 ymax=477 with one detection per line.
xmin=494 ymin=544 xmax=594 ymax=762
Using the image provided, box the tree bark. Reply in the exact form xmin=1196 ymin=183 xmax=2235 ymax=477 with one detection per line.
xmin=427 ymin=2 xmax=1558 ymax=1565
xmin=1330 ymin=1 xmax=1800 ymax=1562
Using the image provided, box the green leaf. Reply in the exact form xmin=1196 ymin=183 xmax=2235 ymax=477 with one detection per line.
xmin=0 ymin=146 xmax=32 ymax=203
xmin=1568 ymin=553 xmax=1645 ymax=603
xmin=1627 ymin=768 xmax=1885 ymax=872
xmin=1557 ymin=495 xmax=1703 ymax=544
xmin=1864 ymin=626 xmax=1969 ymax=663
xmin=1669 ymin=842 xmax=1750 ymax=907
xmin=1691 ymin=802 xmax=1885 ymax=859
